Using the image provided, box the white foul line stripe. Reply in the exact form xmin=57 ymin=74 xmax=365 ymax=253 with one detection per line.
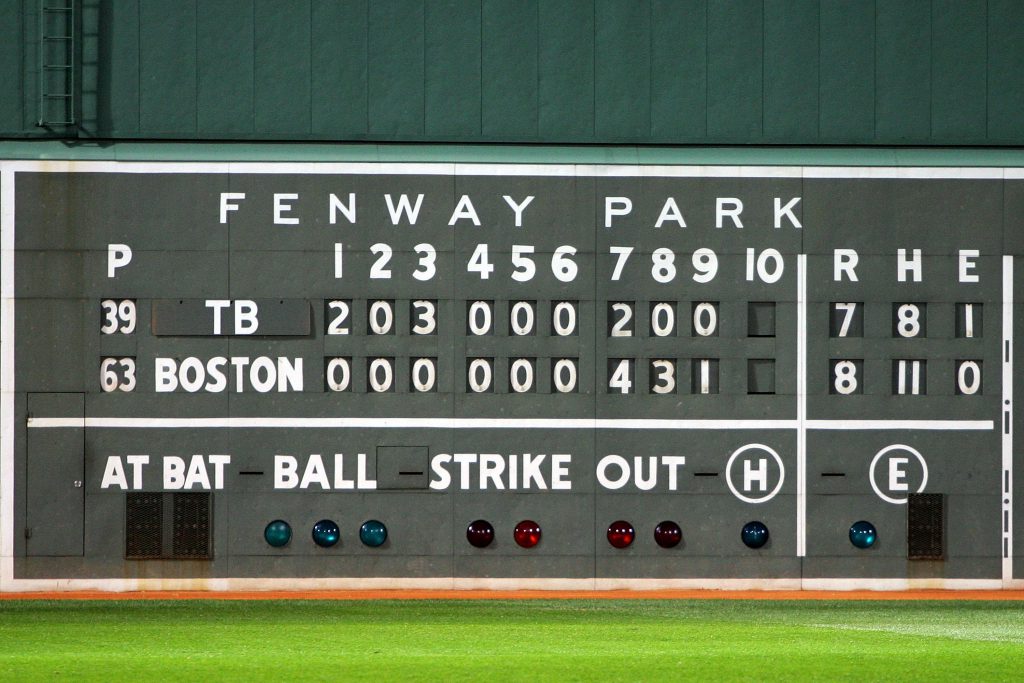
xmin=25 ymin=416 xmax=994 ymax=430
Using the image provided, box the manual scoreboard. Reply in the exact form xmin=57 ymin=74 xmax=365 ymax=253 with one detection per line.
xmin=1 ymin=161 xmax=1021 ymax=590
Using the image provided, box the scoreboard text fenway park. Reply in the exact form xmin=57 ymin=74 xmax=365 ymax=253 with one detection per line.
xmin=2 ymin=160 xmax=1023 ymax=591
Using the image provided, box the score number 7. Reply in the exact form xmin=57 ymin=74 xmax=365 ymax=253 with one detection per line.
xmin=834 ymin=302 xmax=857 ymax=337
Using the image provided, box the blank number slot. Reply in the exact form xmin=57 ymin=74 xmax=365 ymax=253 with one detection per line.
xmin=747 ymin=302 xmax=776 ymax=337
xmin=747 ymin=359 xmax=776 ymax=395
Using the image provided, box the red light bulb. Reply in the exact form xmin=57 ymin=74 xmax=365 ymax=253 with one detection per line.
xmin=607 ymin=520 xmax=635 ymax=548
xmin=513 ymin=520 xmax=542 ymax=548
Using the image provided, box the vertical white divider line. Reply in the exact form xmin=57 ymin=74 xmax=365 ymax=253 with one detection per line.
xmin=797 ymin=254 xmax=807 ymax=558
xmin=0 ymin=168 xmax=15 ymax=588
xmin=1002 ymin=255 xmax=1014 ymax=585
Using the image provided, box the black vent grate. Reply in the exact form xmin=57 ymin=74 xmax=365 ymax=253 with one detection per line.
xmin=172 ymin=493 xmax=212 ymax=559
xmin=125 ymin=493 xmax=213 ymax=561
xmin=908 ymin=493 xmax=944 ymax=560
xmin=125 ymin=493 xmax=163 ymax=559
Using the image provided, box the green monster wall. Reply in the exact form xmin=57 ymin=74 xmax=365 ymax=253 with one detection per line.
xmin=2 ymin=0 xmax=1024 ymax=145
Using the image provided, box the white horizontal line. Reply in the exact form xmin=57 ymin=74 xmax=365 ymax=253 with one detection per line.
xmin=807 ymin=419 xmax=994 ymax=431
xmin=0 ymin=575 xmax=1007 ymax=593
xmin=27 ymin=417 xmax=796 ymax=430
xmin=25 ymin=417 xmax=993 ymax=430
xmin=1 ymin=160 xmax=1015 ymax=179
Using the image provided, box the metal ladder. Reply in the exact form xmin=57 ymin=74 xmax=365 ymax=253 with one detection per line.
xmin=36 ymin=0 xmax=76 ymax=128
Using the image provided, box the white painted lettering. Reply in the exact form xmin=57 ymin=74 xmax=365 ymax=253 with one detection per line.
xmin=163 ymin=456 xmax=185 ymax=489
xmin=107 ymin=244 xmax=132 ymax=278
xmin=430 ymin=453 xmax=452 ymax=490
xmin=333 ymin=453 xmax=354 ymax=489
xmin=521 ymin=453 xmax=548 ymax=490
xmin=479 ymin=453 xmax=505 ymax=490
xmin=329 ymin=193 xmax=356 ymax=224
xmin=898 ymin=248 xmax=922 ymax=282
xmin=502 ymin=195 xmax=534 ymax=227
xmin=773 ymin=197 xmax=802 ymax=228
xmin=663 ymin=456 xmax=686 ymax=491
xmin=273 ymin=193 xmax=299 ymax=225
xmin=889 ymin=457 xmax=909 ymax=491
xmin=596 ymin=454 xmax=630 ymax=490
xmin=385 ymin=194 xmax=424 ymax=225
xmin=274 ymin=455 xmax=298 ymax=489
xmin=234 ymin=300 xmax=259 ymax=335
xmin=551 ymin=454 xmax=571 ymax=490
xmin=219 ymin=192 xmax=245 ymax=223
xmin=716 ymin=198 xmax=743 ymax=228
xmin=300 ymin=454 xmax=330 ymax=489
xmin=743 ymin=458 xmax=768 ymax=492
xmin=356 ymin=452 xmax=376 ymax=489
xmin=604 ymin=197 xmax=632 ymax=228
xmin=205 ymin=299 xmax=230 ymax=335
xmin=654 ymin=198 xmax=687 ymax=228
xmin=126 ymin=455 xmax=149 ymax=490
xmin=208 ymin=455 xmax=230 ymax=489
xmin=834 ymin=249 xmax=859 ymax=282
xmin=448 ymin=195 xmax=481 ymax=226
xmin=959 ymin=249 xmax=980 ymax=283
xmin=100 ymin=456 xmax=128 ymax=490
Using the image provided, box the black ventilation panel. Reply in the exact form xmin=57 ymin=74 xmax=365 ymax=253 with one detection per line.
xmin=907 ymin=493 xmax=944 ymax=560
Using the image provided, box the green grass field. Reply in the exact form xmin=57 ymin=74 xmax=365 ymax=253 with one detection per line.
xmin=0 ymin=599 xmax=1021 ymax=681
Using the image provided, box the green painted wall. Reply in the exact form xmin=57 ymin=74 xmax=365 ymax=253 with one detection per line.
xmin=2 ymin=0 xmax=1024 ymax=145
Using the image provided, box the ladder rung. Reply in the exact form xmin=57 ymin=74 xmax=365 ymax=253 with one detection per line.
xmin=44 ymin=64 xmax=72 ymax=69
xmin=43 ymin=94 xmax=72 ymax=99
xmin=43 ymin=35 xmax=73 ymax=40
xmin=40 ymin=121 xmax=75 ymax=126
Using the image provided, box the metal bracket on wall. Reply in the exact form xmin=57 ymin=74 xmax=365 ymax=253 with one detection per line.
xmin=36 ymin=0 xmax=77 ymax=128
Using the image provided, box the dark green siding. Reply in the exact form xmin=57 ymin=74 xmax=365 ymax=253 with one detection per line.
xmin=0 ymin=0 xmax=22 ymax=133
xmin=5 ymin=0 xmax=1024 ymax=144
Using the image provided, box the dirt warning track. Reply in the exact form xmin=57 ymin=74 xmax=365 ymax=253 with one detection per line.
xmin=2 ymin=589 xmax=1024 ymax=601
